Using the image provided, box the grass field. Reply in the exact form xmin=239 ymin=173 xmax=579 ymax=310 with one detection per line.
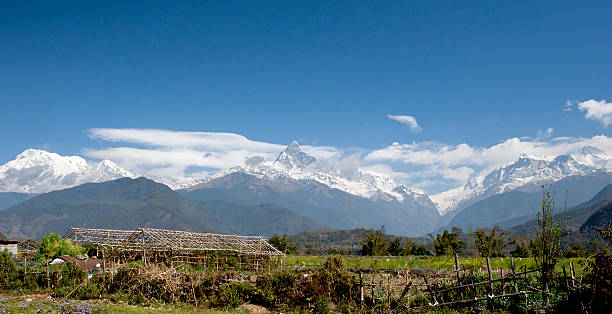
xmin=283 ymin=255 xmax=587 ymax=275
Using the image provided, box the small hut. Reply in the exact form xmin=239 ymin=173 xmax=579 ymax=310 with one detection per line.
xmin=0 ymin=240 xmax=19 ymax=256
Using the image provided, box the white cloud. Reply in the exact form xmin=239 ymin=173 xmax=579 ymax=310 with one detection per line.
xmin=85 ymin=128 xmax=340 ymax=178
xmin=536 ymin=128 xmax=554 ymax=140
xmin=366 ymin=135 xmax=612 ymax=188
xmin=83 ymin=128 xmax=612 ymax=195
xmin=578 ymin=99 xmax=612 ymax=127
xmin=386 ymin=115 xmax=422 ymax=133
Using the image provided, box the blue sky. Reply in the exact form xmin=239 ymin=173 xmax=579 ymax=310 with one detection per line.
xmin=1 ymin=1 xmax=611 ymax=193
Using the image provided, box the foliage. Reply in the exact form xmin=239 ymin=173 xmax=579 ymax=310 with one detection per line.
xmin=564 ymin=244 xmax=585 ymax=258
xmin=360 ymin=226 xmax=427 ymax=256
xmin=268 ymin=234 xmax=298 ymax=255
xmin=360 ymin=226 xmax=388 ymax=256
xmin=387 ymin=238 xmax=403 ymax=256
xmin=53 ymin=262 xmax=87 ymax=298
xmin=35 ymin=233 xmax=85 ymax=263
xmin=531 ymin=186 xmax=566 ymax=288
xmin=474 ymin=225 xmax=506 ymax=257
xmin=313 ymin=297 xmax=330 ymax=314
xmin=511 ymin=236 xmax=531 ymax=258
xmin=0 ymin=251 xmax=16 ymax=291
xmin=430 ymin=230 xmax=464 ymax=256
xmin=599 ymin=221 xmax=612 ymax=243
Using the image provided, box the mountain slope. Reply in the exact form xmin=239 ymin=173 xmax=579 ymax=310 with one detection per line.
xmin=198 ymin=200 xmax=326 ymax=237
xmin=0 ymin=192 xmax=32 ymax=211
xmin=442 ymin=173 xmax=612 ymax=231
xmin=184 ymin=172 xmax=440 ymax=236
xmin=0 ymin=177 xmax=227 ymax=239
xmin=0 ymin=177 xmax=325 ymax=239
xmin=511 ymin=184 xmax=612 ymax=237
xmin=579 ymin=203 xmax=612 ymax=234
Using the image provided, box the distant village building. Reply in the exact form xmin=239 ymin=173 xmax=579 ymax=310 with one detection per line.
xmin=0 ymin=240 xmax=19 ymax=256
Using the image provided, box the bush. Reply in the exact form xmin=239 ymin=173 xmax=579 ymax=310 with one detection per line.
xmin=0 ymin=251 xmax=17 ymax=291
xmin=313 ymin=297 xmax=330 ymax=314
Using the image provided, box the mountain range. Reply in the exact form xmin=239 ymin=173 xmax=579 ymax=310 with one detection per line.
xmin=0 ymin=142 xmax=611 ymax=236
xmin=0 ymin=177 xmax=324 ymax=239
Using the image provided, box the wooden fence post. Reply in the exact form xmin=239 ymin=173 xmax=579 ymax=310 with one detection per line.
xmin=510 ymin=257 xmax=518 ymax=293
xmin=500 ymin=268 xmax=504 ymax=294
xmin=360 ymin=272 xmax=364 ymax=307
xmin=454 ymin=253 xmax=463 ymax=300
xmin=46 ymin=262 xmax=50 ymax=289
xmin=486 ymin=257 xmax=493 ymax=310
xmin=569 ymin=261 xmax=575 ymax=288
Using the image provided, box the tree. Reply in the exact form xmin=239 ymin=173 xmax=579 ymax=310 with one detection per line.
xmin=531 ymin=187 xmax=566 ymax=288
xmin=360 ymin=227 xmax=388 ymax=256
xmin=410 ymin=244 xmax=431 ymax=256
xmin=511 ymin=237 xmax=530 ymax=258
xmin=430 ymin=230 xmax=464 ymax=256
xmin=564 ymin=244 xmax=584 ymax=258
xmin=474 ymin=225 xmax=506 ymax=257
xmin=0 ymin=251 xmax=16 ymax=291
xmin=388 ymin=238 xmax=403 ymax=256
xmin=268 ymin=234 xmax=298 ymax=255
xmin=35 ymin=233 xmax=84 ymax=263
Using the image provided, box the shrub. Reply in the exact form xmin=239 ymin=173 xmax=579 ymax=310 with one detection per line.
xmin=0 ymin=251 xmax=17 ymax=291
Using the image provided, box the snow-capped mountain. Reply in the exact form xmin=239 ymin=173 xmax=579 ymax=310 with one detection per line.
xmin=432 ymin=150 xmax=607 ymax=214
xmin=2 ymin=142 xmax=611 ymax=228
xmin=210 ymin=141 xmax=435 ymax=208
xmin=0 ymin=149 xmax=135 ymax=193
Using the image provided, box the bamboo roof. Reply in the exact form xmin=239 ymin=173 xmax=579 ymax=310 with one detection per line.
xmin=63 ymin=227 xmax=284 ymax=256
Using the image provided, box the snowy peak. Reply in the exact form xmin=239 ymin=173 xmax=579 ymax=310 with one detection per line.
xmin=573 ymin=146 xmax=612 ymax=170
xmin=432 ymin=147 xmax=605 ymax=214
xmin=0 ymin=149 xmax=135 ymax=193
xmin=274 ymin=141 xmax=316 ymax=170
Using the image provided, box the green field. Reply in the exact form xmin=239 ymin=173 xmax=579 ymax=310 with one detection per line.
xmin=283 ymin=255 xmax=586 ymax=275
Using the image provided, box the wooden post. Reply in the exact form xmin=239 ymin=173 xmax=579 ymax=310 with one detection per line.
xmin=510 ymin=257 xmax=518 ymax=293
xmin=569 ymin=261 xmax=575 ymax=288
xmin=387 ymin=273 xmax=391 ymax=312
xmin=371 ymin=279 xmax=375 ymax=306
xmin=500 ymin=268 xmax=505 ymax=294
xmin=486 ymin=257 xmax=493 ymax=310
xmin=454 ymin=253 xmax=463 ymax=299
xmin=359 ymin=272 xmax=364 ymax=307
xmin=141 ymin=230 xmax=147 ymax=266
xmin=102 ymin=247 xmax=106 ymax=274
xmin=23 ymin=257 xmax=27 ymax=276
xmin=46 ymin=262 xmax=50 ymax=289
xmin=421 ymin=271 xmax=437 ymax=305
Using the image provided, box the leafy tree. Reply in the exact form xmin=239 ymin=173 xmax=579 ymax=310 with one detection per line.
xmin=430 ymin=230 xmax=464 ymax=256
xmin=360 ymin=226 xmax=388 ymax=256
xmin=388 ymin=238 xmax=403 ymax=256
xmin=268 ymin=234 xmax=298 ymax=255
xmin=531 ymin=187 xmax=566 ymax=288
xmin=510 ymin=236 xmax=530 ymax=258
xmin=564 ymin=244 xmax=584 ymax=258
xmin=585 ymin=237 xmax=609 ymax=256
xmin=410 ymin=244 xmax=431 ymax=256
xmin=474 ymin=225 xmax=506 ymax=257
xmin=35 ymin=232 xmax=84 ymax=263
xmin=0 ymin=251 xmax=16 ymax=291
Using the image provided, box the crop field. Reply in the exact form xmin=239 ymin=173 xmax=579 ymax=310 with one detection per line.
xmin=283 ymin=255 xmax=586 ymax=275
